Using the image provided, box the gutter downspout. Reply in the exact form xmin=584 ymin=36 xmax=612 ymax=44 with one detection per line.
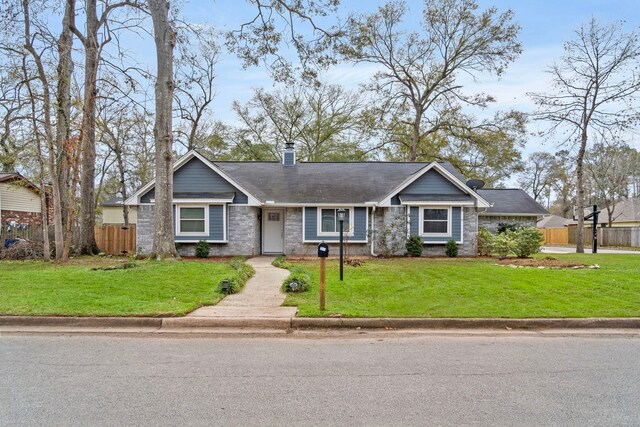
xmin=370 ymin=205 xmax=378 ymax=257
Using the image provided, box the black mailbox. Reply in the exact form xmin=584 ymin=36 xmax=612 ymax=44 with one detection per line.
xmin=317 ymin=242 xmax=329 ymax=257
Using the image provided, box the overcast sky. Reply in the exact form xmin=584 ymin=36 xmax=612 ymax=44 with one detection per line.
xmin=88 ymin=0 xmax=639 ymax=158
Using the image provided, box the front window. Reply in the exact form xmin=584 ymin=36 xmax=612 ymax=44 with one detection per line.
xmin=319 ymin=208 xmax=351 ymax=235
xmin=422 ymin=208 xmax=449 ymax=235
xmin=177 ymin=206 xmax=208 ymax=236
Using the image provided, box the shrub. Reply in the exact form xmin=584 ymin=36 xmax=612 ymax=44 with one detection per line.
xmin=272 ymin=255 xmax=287 ymax=269
xmin=492 ymin=233 xmax=513 ymax=259
xmin=194 ymin=240 xmax=209 ymax=258
xmin=405 ymin=235 xmax=424 ymax=257
xmin=476 ymin=228 xmax=493 ymax=257
xmin=497 ymin=223 xmax=520 ymax=234
xmin=509 ymin=227 xmax=544 ymax=258
xmin=445 ymin=239 xmax=459 ymax=257
xmin=218 ymin=257 xmax=254 ymax=294
xmin=282 ymin=269 xmax=311 ymax=293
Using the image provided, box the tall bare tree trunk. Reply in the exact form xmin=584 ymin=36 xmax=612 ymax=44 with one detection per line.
xmin=21 ymin=0 xmax=69 ymax=260
xmin=55 ymin=0 xmax=76 ymax=260
xmin=149 ymin=0 xmax=178 ymax=259
xmin=575 ymin=127 xmax=588 ymax=253
xmin=77 ymin=0 xmax=100 ymax=255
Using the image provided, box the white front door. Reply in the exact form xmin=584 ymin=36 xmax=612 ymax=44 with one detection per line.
xmin=263 ymin=209 xmax=284 ymax=253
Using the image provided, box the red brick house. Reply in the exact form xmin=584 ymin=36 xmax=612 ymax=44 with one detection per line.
xmin=0 ymin=172 xmax=49 ymax=231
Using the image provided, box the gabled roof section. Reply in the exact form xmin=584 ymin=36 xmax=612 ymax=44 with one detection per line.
xmin=0 ymin=171 xmax=41 ymax=193
xmin=378 ymin=162 xmax=491 ymax=208
xmin=125 ymin=150 xmax=261 ymax=206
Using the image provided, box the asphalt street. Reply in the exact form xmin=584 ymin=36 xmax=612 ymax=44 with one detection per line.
xmin=1 ymin=333 xmax=639 ymax=426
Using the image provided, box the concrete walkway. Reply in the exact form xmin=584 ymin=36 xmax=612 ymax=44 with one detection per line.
xmin=188 ymin=257 xmax=297 ymax=319
xmin=542 ymin=246 xmax=640 ymax=254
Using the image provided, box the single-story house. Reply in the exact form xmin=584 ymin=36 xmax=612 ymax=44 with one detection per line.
xmin=594 ymin=197 xmax=640 ymax=227
xmin=0 ymin=172 xmax=48 ymax=228
xmin=537 ymin=214 xmax=576 ymax=229
xmin=101 ymin=196 xmax=137 ymax=225
xmin=125 ymin=145 xmax=548 ymax=257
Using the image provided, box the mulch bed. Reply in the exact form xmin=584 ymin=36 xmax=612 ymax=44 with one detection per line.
xmin=496 ymin=257 xmax=592 ymax=269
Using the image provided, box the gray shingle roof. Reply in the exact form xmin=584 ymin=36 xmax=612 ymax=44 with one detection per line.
xmin=598 ymin=197 xmax=640 ymax=223
xmin=477 ymin=189 xmax=549 ymax=216
xmin=215 ymin=161 xmax=465 ymax=204
xmin=102 ymin=196 xmax=124 ymax=207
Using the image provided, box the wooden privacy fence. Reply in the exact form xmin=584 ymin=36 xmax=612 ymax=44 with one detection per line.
xmin=567 ymin=226 xmax=640 ymax=248
xmin=539 ymin=228 xmax=569 ymax=245
xmin=95 ymin=225 xmax=136 ymax=255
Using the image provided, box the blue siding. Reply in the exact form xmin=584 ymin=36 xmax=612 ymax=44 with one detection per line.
xmin=400 ymin=169 xmax=466 ymax=196
xmin=283 ymin=151 xmax=295 ymax=166
xmin=174 ymin=204 xmax=225 ymax=242
xmin=304 ymin=207 xmax=368 ymax=241
xmin=410 ymin=206 xmax=462 ymax=243
xmin=141 ymin=157 xmax=248 ymax=204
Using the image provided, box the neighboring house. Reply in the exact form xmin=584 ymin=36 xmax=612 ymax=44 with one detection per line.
xmin=125 ymin=145 xmax=548 ymax=257
xmin=537 ymin=214 xmax=577 ymax=229
xmin=596 ymin=197 xmax=640 ymax=227
xmin=0 ymin=172 xmax=47 ymax=228
xmin=101 ymin=196 xmax=137 ymax=225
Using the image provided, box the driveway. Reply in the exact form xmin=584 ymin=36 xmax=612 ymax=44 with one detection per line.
xmin=542 ymin=246 xmax=640 ymax=254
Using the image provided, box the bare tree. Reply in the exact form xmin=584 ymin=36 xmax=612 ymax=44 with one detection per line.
xmin=340 ymin=0 xmax=522 ymax=161
xmin=174 ymin=28 xmax=220 ymax=152
xmin=518 ymin=152 xmax=556 ymax=202
xmin=530 ymin=19 xmax=640 ymax=252
xmin=232 ymin=83 xmax=374 ymax=161
xmin=585 ymin=142 xmax=634 ymax=227
xmin=148 ymin=0 xmax=178 ymax=259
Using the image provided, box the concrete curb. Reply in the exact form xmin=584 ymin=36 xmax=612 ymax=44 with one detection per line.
xmin=291 ymin=317 xmax=640 ymax=330
xmin=0 ymin=316 xmax=162 ymax=328
xmin=3 ymin=316 xmax=640 ymax=331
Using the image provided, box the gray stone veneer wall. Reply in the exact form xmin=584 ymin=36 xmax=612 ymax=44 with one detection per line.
xmin=478 ymin=215 xmax=537 ymax=234
xmin=136 ymin=204 xmax=260 ymax=257
xmin=372 ymin=206 xmax=478 ymax=256
xmin=284 ymin=207 xmax=371 ymax=256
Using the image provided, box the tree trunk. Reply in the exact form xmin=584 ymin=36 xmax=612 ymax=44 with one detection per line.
xmin=55 ymin=0 xmax=76 ymax=260
xmin=409 ymin=111 xmax=421 ymax=161
xmin=149 ymin=0 xmax=178 ymax=259
xmin=575 ymin=127 xmax=588 ymax=253
xmin=77 ymin=0 xmax=100 ymax=255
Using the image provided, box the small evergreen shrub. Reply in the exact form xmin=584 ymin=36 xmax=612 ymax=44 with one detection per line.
xmin=476 ymin=228 xmax=493 ymax=257
xmin=445 ymin=239 xmax=459 ymax=257
xmin=492 ymin=233 xmax=513 ymax=259
xmin=194 ymin=240 xmax=209 ymax=258
xmin=510 ymin=227 xmax=544 ymax=258
xmin=272 ymin=255 xmax=287 ymax=269
xmin=218 ymin=257 xmax=254 ymax=294
xmin=282 ymin=268 xmax=311 ymax=293
xmin=405 ymin=236 xmax=424 ymax=257
xmin=497 ymin=223 xmax=520 ymax=234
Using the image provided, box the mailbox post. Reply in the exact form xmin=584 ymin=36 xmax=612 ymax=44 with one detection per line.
xmin=337 ymin=208 xmax=346 ymax=281
xmin=584 ymin=204 xmax=601 ymax=254
xmin=318 ymin=242 xmax=329 ymax=310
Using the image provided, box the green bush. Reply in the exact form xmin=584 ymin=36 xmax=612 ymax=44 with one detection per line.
xmin=195 ymin=240 xmax=209 ymax=258
xmin=405 ymin=236 xmax=424 ymax=257
xmin=509 ymin=227 xmax=544 ymax=258
xmin=445 ymin=239 xmax=459 ymax=257
xmin=492 ymin=233 xmax=513 ymax=259
xmin=272 ymin=255 xmax=287 ymax=269
xmin=218 ymin=257 xmax=254 ymax=294
xmin=476 ymin=228 xmax=493 ymax=257
xmin=497 ymin=223 xmax=520 ymax=234
xmin=282 ymin=269 xmax=311 ymax=293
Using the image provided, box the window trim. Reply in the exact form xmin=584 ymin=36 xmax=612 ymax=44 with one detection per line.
xmin=419 ymin=206 xmax=452 ymax=237
xmin=175 ymin=204 xmax=209 ymax=237
xmin=316 ymin=207 xmax=355 ymax=237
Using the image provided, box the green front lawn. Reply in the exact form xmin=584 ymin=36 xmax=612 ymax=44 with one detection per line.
xmin=284 ymin=254 xmax=640 ymax=318
xmin=0 ymin=258 xmax=237 ymax=316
